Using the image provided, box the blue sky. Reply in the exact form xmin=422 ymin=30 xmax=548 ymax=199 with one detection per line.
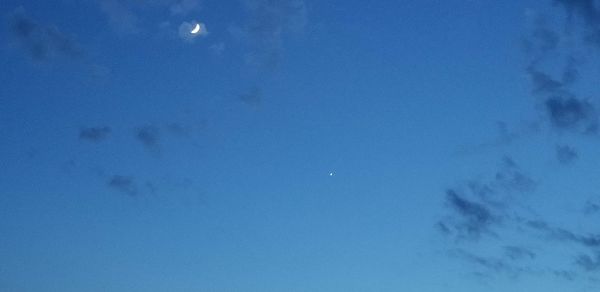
xmin=2 ymin=0 xmax=600 ymax=291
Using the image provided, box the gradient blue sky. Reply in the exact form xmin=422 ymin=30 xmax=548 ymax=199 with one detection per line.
xmin=2 ymin=0 xmax=600 ymax=291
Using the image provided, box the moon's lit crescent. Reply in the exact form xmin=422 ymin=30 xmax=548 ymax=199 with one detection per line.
xmin=191 ymin=23 xmax=201 ymax=34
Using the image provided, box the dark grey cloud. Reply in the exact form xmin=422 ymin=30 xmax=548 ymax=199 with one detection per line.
xmin=436 ymin=221 xmax=452 ymax=235
xmin=439 ymin=157 xmax=536 ymax=241
xmin=8 ymin=7 xmax=82 ymax=61
xmin=102 ymin=172 xmax=198 ymax=199
xmin=130 ymin=121 xmax=204 ymax=152
xmin=442 ymin=189 xmax=496 ymax=239
xmin=526 ymin=66 xmax=563 ymax=94
xmin=233 ymin=0 xmax=307 ymax=69
xmin=545 ymin=96 xmax=598 ymax=133
xmin=504 ymin=246 xmax=536 ymax=261
xmin=465 ymin=181 xmax=495 ymax=203
xmin=554 ymin=0 xmax=600 ymax=46
xmin=439 ymin=1 xmax=600 ymax=283
xmin=576 ymin=253 xmax=600 ymax=271
xmin=556 ymin=144 xmax=578 ymax=164
xmin=554 ymin=0 xmax=600 ymax=23
xmin=525 ymin=66 xmax=598 ymax=135
xmin=135 ymin=125 xmax=160 ymax=149
xmin=436 ymin=158 xmax=546 ymax=279
xmin=525 ymin=60 xmax=598 ymax=134
xmin=79 ymin=126 xmax=111 ymax=142
xmin=523 ymin=12 xmax=599 ymax=136
xmin=107 ymin=175 xmax=137 ymax=196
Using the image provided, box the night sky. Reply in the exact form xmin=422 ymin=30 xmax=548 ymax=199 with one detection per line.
xmin=2 ymin=0 xmax=600 ymax=291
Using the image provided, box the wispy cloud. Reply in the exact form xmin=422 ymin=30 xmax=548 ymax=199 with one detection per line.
xmin=493 ymin=157 xmax=538 ymax=193
xmin=504 ymin=246 xmax=536 ymax=261
xmin=525 ymin=219 xmax=600 ymax=248
xmin=449 ymin=249 xmax=526 ymax=277
xmin=454 ymin=121 xmax=541 ymax=155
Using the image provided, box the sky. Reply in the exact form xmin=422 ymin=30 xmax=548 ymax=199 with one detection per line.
xmin=2 ymin=0 xmax=600 ymax=291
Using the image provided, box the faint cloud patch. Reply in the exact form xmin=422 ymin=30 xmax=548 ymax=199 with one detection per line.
xmin=556 ymin=144 xmax=578 ymax=165
xmin=170 ymin=0 xmax=200 ymax=15
xmin=454 ymin=121 xmax=541 ymax=156
xmin=209 ymin=42 xmax=225 ymax=55
xmin=135 ymin=125 xmax=161 ymax=150
xmin=584 ymin=201 xmax=600 ymax=215
xmin=79 ymin=126 xmax=111 ymax=142
xmin=7 ymin=7 xmax=83 ymax=61
xmin=107 ymin=175 xmax=138 ymax=196
xmin=576 ymin=252 xmax=600 ymax=271
xmin=239 ymin=87 xmax=262 ymax=107
xmin=99 ymin=0 xmax=140 ymax=35
xmin=231 ymin=0 xmax=307 ymax=69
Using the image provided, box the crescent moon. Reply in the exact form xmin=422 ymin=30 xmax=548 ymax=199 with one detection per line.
xmin=191 ymin=23 xmax=201 ymax=34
